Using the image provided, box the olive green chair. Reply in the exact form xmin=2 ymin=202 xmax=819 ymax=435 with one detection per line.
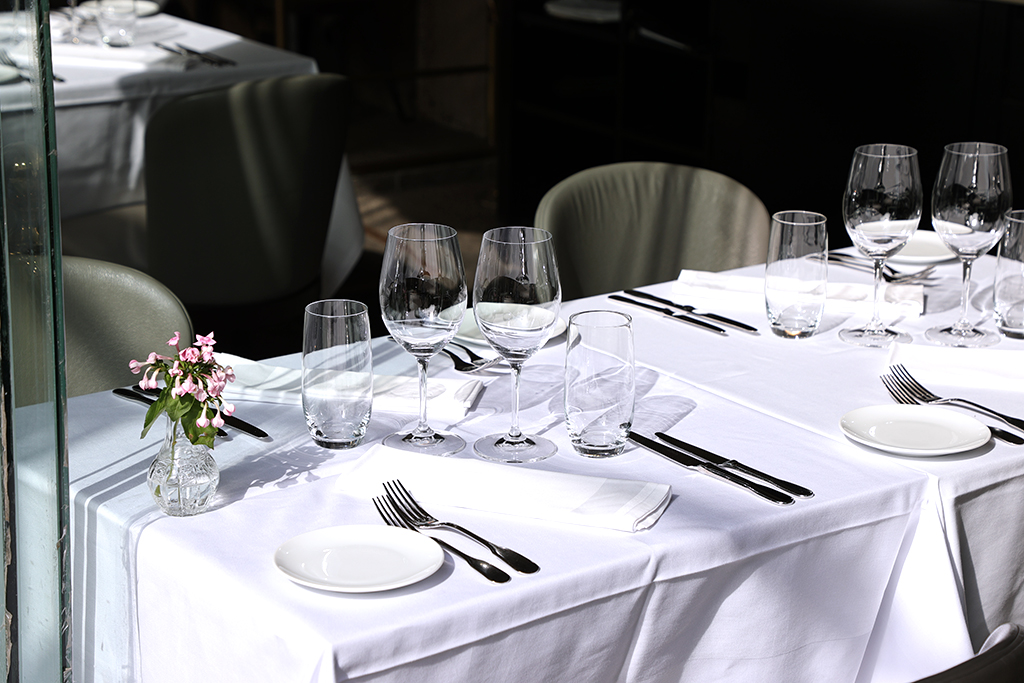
xmin=62 ymin=256 xmax=193 ymax=397
xmin=534 ymin=161 xmax=771 ymax=300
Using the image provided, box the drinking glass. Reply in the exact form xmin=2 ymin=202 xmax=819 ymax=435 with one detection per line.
xmin=98 ymin=0 xmax=137 ymax=47
xmin=302 ymin=300 xmax=373 ymax=449
xmin=839 ymin=144 xmax=923 ymax=347
xmin=994 ymin=210 xmax=1024 ymax=339
xmin=473 ymin=227 xmax=561 ymax=463
xmin=379 ymin=223 xmax=468 ymax=455
xmin=564 ymin=310 xmax=634 ymax=458
xmin=927 ymin=142 xmax=1012 ymax=347
xmin=764 ymin=211 xmax=828 ymax=338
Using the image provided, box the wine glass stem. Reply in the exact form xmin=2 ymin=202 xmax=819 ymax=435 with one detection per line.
xmin=869 ymin=257 xmax=885 ymax=331
xmin=955 ymin=257 xmax=976 ymax=332
xmin=505 ymin=361 xmax=524 ymax=443
xmin=412 ymin=356 xmax=434 ymax=438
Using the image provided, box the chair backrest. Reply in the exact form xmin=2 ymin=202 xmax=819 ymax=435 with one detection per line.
xmin=913 ymin=623 xmax=1024 ymax=683
xmin=144 ymin=73 xmax=349 ymax=306
xmin=534 ymin=161 xmax=771 ymax=300
xmin=62 ymin=256 xmax=193 ymax=397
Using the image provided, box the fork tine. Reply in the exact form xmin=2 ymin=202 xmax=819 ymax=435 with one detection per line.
xmin=383 ymin=482 xmax=426 ymax=524
xmin=890 ymin=364 xmax=938 ymax=401
xmin=881 ymin=374 xmax=918 ymax=405
xmin=388 ymin=479 xmax=434 ymax=520
xmin=373 ymin=495 xmax=413 ymax=530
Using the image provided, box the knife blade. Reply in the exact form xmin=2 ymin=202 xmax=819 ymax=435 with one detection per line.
xmin=175 ymin=43 xmax=236 ymax=67
xmin=655 ymin=432 xmax=813 ymax=498
xmin=627 ymin=432 xmax=794 ymax=505
xmin=112 ymin=388 xmax=227 ymax=438
xmin=609 ymin=295 xmax=727 ymax=336
xmin=126 ymin=387 xmax=269 ymax=439
xmin=623 ymin=290 xmax=760 ymax=334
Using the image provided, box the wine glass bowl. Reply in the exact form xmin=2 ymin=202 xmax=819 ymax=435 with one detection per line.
xmin=839 ymin=144 xmax=923 ymax=347
xmin=379 ymin=223 xmax=468 ymax=455
xmin=927 ymin=142 xmax=1012 ymax=348
xmin=472 ymin=227 xmax=561 ymax=464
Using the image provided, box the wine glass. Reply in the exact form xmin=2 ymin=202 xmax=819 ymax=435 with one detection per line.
xmin=839 ymin=144 xmax=923 ymax=347
xmin=472 ymin=227 xmax=561 ymax=464
xmin=927 ymin=142 xmax=1012 ymax=348
xmin=379 ymin=223 xmax=468 ymax=455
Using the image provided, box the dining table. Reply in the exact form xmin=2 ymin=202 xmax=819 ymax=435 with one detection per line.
xmin=0 ymin=9 xmax=363 ymax=296
xmin=61 ymin=237 xmax=1024 ymax=683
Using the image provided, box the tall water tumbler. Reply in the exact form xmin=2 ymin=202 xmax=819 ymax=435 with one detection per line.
xmin=765 ymin=211 xmax=829 ymax=338
xmin=995 ymin=210 xmax=1024 ymax=339
xmin=302 ymin=300 xmax=374 ymax=449
xmin=564 ymin=310 xmax=635 ymax=457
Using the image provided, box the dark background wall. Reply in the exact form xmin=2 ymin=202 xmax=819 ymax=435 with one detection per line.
xmin=495 ymin=0 xmax=1024 ymax=248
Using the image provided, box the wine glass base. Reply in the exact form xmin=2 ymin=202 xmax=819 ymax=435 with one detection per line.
xmin=383 ymin=431 xmax=466 ymax=456
xmin=473 ymin=433 xmax=557 ymax=464
xmin=925 ymin=325 xmax=1001 ymax=348
xmin=838 ymin=326 xmax=911 ymax=348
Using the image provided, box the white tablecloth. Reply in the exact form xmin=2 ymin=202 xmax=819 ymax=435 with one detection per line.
xmin=65 ymin=250 xmax=1024 ymax=683
xmin=33 ymin=12 xmax=362 ymax=295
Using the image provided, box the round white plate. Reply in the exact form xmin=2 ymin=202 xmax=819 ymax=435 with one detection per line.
xmin=455 ymin=308 xmax=568 ymax=347
xmin=0 ymin=65 xmax=21 ymax=85
xmin=889 ymin=230 xmax=957 ymax=265
xmin=840 ymin=404 xmax=990 ymax=456
xmin=79 ymin=0 xmax=161 ymax=17
xmin=274 ymin=525 xmax=444 ymax=592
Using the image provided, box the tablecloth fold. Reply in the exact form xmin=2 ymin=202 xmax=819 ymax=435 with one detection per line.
xmin=216 ymin=354 xmax=483 ymax=421
xmin=335 ymin=446 xmax=672 ymax=532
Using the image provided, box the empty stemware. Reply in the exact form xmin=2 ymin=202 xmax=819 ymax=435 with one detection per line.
xmin=472 ymin=227 xmax=561 ymax=463
xmin=839 ymin=144 xmax=923 ymax=347
xmin=927 ymin=142 xmax=1012 ymax=347
xmin=379 ymin=223 xmax=468 ymax=455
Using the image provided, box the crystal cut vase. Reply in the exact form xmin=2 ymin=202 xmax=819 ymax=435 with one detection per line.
xmin=147 ymin=417 xmax=219 ymax=516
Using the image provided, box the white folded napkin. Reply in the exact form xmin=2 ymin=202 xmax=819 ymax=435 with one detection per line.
xmin=672 ymin=269 xmax=924 ymax=317
xmin=887 ymin=343 xmax=1024 ymax=393
xmin=336 ymin=446 xmax=672 ymax=532
xmin=48 ymin=41 xmax=186 ymax=71
xmin=217 ymin=354 xmax=484 ymax=422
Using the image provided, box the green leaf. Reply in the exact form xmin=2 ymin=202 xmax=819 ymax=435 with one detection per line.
xmin=181 ymin=400 xmax=217 ymax=448
xmin=140 ymin=389 xmax=170 ymax=439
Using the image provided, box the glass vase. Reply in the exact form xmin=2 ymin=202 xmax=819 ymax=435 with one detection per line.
xmin=147 ymin=417 xmax=219 ymax=516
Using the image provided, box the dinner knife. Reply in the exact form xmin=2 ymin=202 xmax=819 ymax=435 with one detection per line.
xmin=627 ymin=432 xmax=794 ymax=505
xmin=112 ymin=388 xmax=227 ymax=438
xmin=655 ymin=432 xmax=814 ymax=498
xmin=623 ymin=289 xmax=760 ymax=335
xmin=175 ymin=43 xmax=236 ymax=67
xmin=608 ymin=295 xmax=727 ymax=336
xmin=131 ymin=387 xmax=270 ymax=439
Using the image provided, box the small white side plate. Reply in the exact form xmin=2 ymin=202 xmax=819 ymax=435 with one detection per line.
xmin=840 ymin=404 xmax=990 ymax=456
xmin=79 ymin=0 xmax=161 ymax=17
xmin=455 ymin=308 xmax=568 ymax=347
xmin=889 ymin=230 xmax=957 ymax=265
xmin=275 ymin=525 xmax=444 ymax=592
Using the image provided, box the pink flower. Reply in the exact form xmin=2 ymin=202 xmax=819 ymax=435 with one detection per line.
xmin=196 ymin=404 xmax=210 ymax=428
xmin=210 ymin=407 xmax=225 ymax=429
xmin=129 ymin=359 xmax=142 ymax=374
xmin=195 ymin=332 xmax=216 ymax=347
xmin=180 ymin=347 xmax=200 ymax=363
xmin=166 ymin=332 xmax=180 ymax=346
xmin=180 ymin=375 xmax=198 ymax=396
xmin=221 ymin=402 xmax=235 ymax=416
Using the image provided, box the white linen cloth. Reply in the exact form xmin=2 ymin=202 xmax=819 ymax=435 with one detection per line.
xmin=337 ymin=445 xmax=672 ymax=531
xmin=888 ymin=342 xmax=1024 ymax=393
xmin=672 ymin=268 xmax=925 ymax=317
xmin=218 ymin=354 xmax=484 ymax=422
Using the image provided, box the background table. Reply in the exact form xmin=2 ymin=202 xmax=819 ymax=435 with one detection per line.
xmin=64 ymin=246 xmax=1024 ymax=683
xmin=43 ymin=12 xmax=363 ymax=295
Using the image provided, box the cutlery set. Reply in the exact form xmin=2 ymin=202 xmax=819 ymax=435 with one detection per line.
xmin=627 ymin=431 xmax=813 ymax=506
xmin=155 ymin=43 xmax=236 ymax=67
xmin=373 ymin=479 xmax=540 ymax=584
xmin=879 ymin=364 xmax=1024 ymax=445
xmin=610 ymin=291 xmax=760 ymax=336
xmin=827 ymin=253 xmax=938 ymax=284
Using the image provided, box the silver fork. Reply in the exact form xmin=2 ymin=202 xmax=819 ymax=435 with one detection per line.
xmin=827 ymin=253 xmax=937 ymax=284
xmin=384 ymin=479 xmax=539 ymax=574
xmin=441 ymin=346 xmax=504 ymax=374
xmin=880 ymin=373 xmax=1022 ymax=445
xmin=890 ymin=364 xmax=1024 ymax=432
xmin=372 ymin=495 xmax=511 ymax=583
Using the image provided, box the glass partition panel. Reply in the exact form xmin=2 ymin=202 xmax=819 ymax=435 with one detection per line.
xmin=0 ymin=0 xmax=71 ymax=681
